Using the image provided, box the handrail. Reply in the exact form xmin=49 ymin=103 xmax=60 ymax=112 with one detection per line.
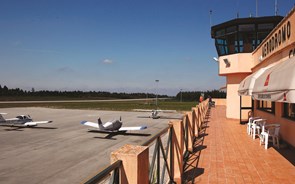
xmin=141 ymin=126 xmax=170 ymax=146
xmin=147 ymin=126 xmax=175 ymax=184
xmin=83 ymin=160 xmax=122 ymax=184
xmin=83 ymin=99 xmax=210 ymax=184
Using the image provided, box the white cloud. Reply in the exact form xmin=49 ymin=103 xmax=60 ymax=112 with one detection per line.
xmin=102 ymin=59 xmax=113 ymax=64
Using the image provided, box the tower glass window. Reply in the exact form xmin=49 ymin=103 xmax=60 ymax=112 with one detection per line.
xmin=211 ymin=16 xmax=283 ymax=56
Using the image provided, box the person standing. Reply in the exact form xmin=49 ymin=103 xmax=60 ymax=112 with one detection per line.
xmin=199 ymin=95 xmax=203 ymax=103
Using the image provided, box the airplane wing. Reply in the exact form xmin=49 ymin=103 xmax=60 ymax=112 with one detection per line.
xmin=80 ymin=121 xmax=99 ymax=128
xmin=24 ymin=121 xmax=52 ymax=126
xmin=137 ymin=115 xmax=152 ymax=118
xmin=133 ymin=109 xmax=154 ymax=112
xmin=119 ymin=126 xmax=147 ymax=131
xmin=133 ymin=109 xmax=176 ymax=113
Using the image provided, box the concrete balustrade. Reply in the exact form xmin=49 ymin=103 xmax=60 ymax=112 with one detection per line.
xmin=185 ymin=112 xmax=194 ymax=152
xmin=104 ymin=100 xmax=210 ymax=184
xmin=191 ymin=107 xmax=199 ymax=137
xmin=169 ymin=120 xmax=184 ymax=183
xmin=111 ymin=144 xmax=149 ymax=184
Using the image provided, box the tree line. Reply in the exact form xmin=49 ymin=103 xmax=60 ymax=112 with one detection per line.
xmin=0 ymin=85 xmax=167 ymax=100
xmin=175 ymin=90 xmax=226 ymax=102
xmin=0 ymin=85 xmax=226 ymax=101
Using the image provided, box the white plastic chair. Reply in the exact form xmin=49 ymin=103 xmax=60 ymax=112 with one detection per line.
xmin=251 ymin=119 xmax=266 ymax=139
xmin=247 ymin=117 xmax=260 ymax=135
xmin=259 ymin=124 xmax=280 ymax=149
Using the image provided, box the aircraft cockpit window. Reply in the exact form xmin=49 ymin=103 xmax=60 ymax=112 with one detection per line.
xmin=16 ymin=116 xmax=23 ymax=119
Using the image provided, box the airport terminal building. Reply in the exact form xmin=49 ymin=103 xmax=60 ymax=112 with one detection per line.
xmin=211 ymin=6 xmax=295 ymax=147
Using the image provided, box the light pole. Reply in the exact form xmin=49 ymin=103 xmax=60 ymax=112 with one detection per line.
xmin=155 ymin=80 xmax=159 ymax=108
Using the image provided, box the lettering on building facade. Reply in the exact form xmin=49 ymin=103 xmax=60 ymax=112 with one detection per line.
xmin=262 ymin=21 xmax=291 ymax=58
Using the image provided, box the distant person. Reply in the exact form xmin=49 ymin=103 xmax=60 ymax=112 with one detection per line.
xmin=208 ymin=95 xmax=212 ymax=103
xmin=208 ymin=95 xmax=215 ymax=107
xmin=199 ymin=95 xmax=203 ymax=103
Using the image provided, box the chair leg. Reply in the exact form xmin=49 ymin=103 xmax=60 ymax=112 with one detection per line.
xmin=260 ymin=134 xmax=265 ymax=146
xmin=247 ymin=124 xmax=249 ymax=135
xmin=252 ymin=125 xmax=256 ymax=139
xmin=265 ymin=134 xmax=269 ymax=149
xmin=273 ymin=137 xmax=280 ymax=149
xmin=248 ymin=124 xmax=252 ymax=135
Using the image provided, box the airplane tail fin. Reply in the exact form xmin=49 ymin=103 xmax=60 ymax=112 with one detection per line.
xmin=0 ymin=113 xmax=6 ymax=122
xmin=97 ymin=118 xmax=105 ymax=130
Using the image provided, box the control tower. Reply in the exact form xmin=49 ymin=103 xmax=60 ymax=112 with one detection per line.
xmin=211 ymin=16 xmax=283 ymax=119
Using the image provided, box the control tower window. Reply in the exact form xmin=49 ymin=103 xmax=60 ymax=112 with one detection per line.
xmin=211 ymin=16 xmax=283 ymax=56
xmin=216 ymin=38 xmax=228 ymax=55
xmin=257 ymin=32 xmax=269 ymax=45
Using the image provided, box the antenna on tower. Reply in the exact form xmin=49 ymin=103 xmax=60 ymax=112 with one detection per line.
xmin=236 ymin=0 xmax=240 ymax=18
xmin=256 ymin=0 xmax=258 ymax=17
xmin=209 ymin=10 xmax=212 ymax=27
xmin=275 ymin=0 xmax=278 ymax=15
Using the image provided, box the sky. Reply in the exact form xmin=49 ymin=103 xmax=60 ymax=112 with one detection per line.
xmin=0 ymin=0 xmax=294 ymax=96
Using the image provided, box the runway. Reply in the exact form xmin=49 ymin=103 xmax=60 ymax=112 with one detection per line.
xmin=0 ymin=107 xmax=182 ymax=184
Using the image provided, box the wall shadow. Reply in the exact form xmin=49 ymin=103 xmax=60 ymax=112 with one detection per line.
xmin=183 ymin=110 xmax=210 ymax=183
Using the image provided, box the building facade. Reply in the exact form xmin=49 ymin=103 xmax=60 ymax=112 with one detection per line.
xmin=211 ymin=6 xmax=295 ymax=147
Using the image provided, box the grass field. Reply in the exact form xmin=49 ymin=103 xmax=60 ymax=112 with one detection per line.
xmin=0 ymin=99 xmax=198 ymax=112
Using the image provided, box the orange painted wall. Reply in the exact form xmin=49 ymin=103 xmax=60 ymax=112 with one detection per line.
xmin=226 ymin=74 xmax=249 ymax=119
xmin=251 ymin=7 xmax=295 ymax=147
xmin=219 ymin=53 xmax=253 ymax=76
xmin=254 ymin=102 xmax=295 ymax=147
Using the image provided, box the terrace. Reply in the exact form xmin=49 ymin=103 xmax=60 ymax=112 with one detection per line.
xmin=184 ymin=105 xmax=295 ymax=183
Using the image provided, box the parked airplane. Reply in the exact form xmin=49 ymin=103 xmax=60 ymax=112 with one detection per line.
xmin=140 ymin=109 xmax=162 ymax=119
xmin=0 ymin=113 xmax=53 ymax=127
xmin=80 ymin=117 xmax=147 ymax=132
xmin=136 ymin=109 xmax=181 ymax=119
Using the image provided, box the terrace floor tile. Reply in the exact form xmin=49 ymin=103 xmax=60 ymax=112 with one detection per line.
xmin=183 ymin=105 xmax=295 ymax=184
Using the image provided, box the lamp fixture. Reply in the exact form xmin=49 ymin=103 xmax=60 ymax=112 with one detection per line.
xmin=223 ymin=58 xmax=230 ymax=67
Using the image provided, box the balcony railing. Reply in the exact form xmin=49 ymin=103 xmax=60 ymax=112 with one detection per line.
xmin=83 ymin=100 xmax=210 ymax=184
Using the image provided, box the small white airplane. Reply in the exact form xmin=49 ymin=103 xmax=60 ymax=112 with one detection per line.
xmin=0 ymin=113 xmax=53 ymax=127
xmin=80 ymin=117 xmax=147 ymax=132
xmin=136 ymin=109 xmax=181 ymax=119
xmin=148 ymin=109 xmax=162 ymax=119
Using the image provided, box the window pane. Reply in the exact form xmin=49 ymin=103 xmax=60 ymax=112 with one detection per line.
xmin=216 ymin=29 xmax=225 ymax=37
xmin=283 ymin=103 xmax=295 ymax=120
xmin=226 ymin=26 xmax=237 ymax=34
xmin=257 ymin=100 xmax=275 ymax=114
xmin=258 ymin=23 xmax=274 ymax=30
xmin=239 ymin=24 xmax=255 ymax=32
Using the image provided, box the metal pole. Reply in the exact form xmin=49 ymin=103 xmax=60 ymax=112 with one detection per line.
xmin=240 ymin=96 xmax=242 ymax=124
xmin=155 ymin=80 xmax=159 ymax=108
xmin=256 ymin=0 xmax=258 ymax=17
xmin=209 ymin=10 xmax=212 ymax=27
xmin=275 ymin=0 xmax=278 ymax=15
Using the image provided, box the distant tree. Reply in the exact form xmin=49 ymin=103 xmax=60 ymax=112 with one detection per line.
xmin=175 ymin=90 xmax=226 ymax=102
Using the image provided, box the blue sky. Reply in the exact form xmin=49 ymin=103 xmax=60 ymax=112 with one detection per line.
xmin=0 ymin=0 xmax=294 ymax=96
